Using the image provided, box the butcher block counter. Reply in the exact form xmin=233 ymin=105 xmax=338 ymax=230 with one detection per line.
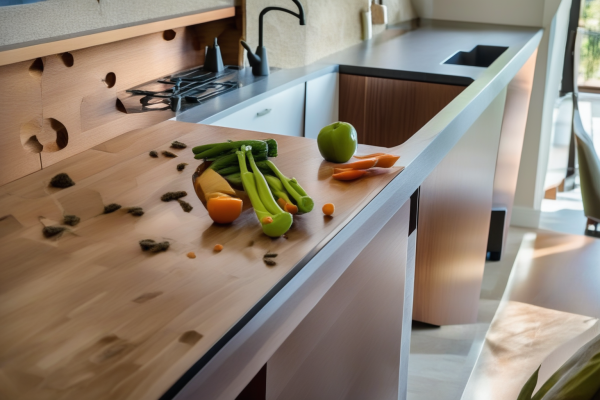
xmin=0 ymin=19 xmax=544 ymax=400
xmin=0 ymin=121 xmax=406 ymax=400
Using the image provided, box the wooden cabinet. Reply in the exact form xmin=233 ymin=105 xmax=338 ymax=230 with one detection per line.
xmin=339 ymin=74 xmax=465 ymax=147
xmin=340 ymin=73 xmax=506 ymax=325
xmin=211 ymin=83 xmax=306 ymax=137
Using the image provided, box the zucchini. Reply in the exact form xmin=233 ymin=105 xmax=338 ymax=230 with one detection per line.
xmin=193 ymin=140 xmax=277 ymax=159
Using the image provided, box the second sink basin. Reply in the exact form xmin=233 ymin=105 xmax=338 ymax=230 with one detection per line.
xmin=443 ymin=45 xmax=508 ymax=68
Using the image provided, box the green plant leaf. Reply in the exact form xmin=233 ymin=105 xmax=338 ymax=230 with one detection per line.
xmin=518 ymin=366 xmax=540 ymax=400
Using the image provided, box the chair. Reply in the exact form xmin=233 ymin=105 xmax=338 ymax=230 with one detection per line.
xmin=572 ymin=93 xmax=600 ymax=237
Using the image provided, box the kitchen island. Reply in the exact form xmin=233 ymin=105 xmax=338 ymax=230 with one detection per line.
xmin=0 ymin=18 xmax=542 ymax=400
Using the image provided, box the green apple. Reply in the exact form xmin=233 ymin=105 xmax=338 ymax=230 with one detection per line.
xmin=317 ymin=122 xmax=357 ymax=163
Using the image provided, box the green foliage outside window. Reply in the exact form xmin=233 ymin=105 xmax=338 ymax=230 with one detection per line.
xmin=580 ymin=0 xmax=600 ymax=81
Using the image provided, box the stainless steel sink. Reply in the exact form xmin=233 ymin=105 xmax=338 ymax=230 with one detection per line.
xmin=443 ymin=45 xmax=508 ymax=68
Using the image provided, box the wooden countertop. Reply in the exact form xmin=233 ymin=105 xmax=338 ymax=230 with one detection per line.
xmin=0 ymin=121 xmax=403 ymax=400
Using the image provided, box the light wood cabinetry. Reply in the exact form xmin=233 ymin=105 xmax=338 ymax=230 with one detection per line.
xmin=414 ymin=88 xmax=507 ymax=325
xmin=491 ymin=51 xmax=537 ymax=256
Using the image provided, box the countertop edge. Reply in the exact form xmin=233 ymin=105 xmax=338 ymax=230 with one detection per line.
xmin=166 ymin=28 xmax=544 ymax=400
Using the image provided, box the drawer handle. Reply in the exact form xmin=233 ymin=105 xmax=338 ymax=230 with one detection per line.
xmin=256 ymin=108 xmax=272 ymax=117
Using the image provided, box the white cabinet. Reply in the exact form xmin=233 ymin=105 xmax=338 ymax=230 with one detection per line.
xmin=304 ymin=72 xmax=339 ymax=139
xmin=211 ymin=83 xmax=306 ymax=137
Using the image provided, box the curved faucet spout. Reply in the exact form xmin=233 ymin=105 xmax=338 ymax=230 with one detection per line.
xmin=244 ymin=0 xmax=306 ymax=76
xmin=259 ymin=0 xmax=306 ymax=47
xmin=240 ymin=40 xmax=260 ymax=66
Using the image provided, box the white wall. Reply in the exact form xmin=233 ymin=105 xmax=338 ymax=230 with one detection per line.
xmin=411 ymin=0 xmax=572 ymax=228
xmin=411 ymin=0 xmax=546 ymax=27
xmin=0 ymin=0 xmax=234 ymax=47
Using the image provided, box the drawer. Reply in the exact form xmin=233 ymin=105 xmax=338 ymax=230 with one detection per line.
xmin=211 ymin=83 xmax=306 ymax=137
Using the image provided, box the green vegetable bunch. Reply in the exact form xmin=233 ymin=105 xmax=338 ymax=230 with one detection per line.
xmin=517 ymin=332 xmax=600 ymax=400
xmin=193 ymin=138 xmax=314 ymax=236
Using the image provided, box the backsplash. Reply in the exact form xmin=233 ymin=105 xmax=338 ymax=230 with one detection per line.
xmin=245 ymin=0 xmax=417 ymax=69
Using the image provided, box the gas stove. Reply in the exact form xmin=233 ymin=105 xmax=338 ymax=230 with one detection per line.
xmin=117 ymin=65 xmax=241 ymax=114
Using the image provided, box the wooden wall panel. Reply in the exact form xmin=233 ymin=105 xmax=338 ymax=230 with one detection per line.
xmin=0 ymin=60 xmax=43 ymax=186
xmin=492 ymin=51 xmax=537 ymax=256
xmin=413 ymin=88 xmax=507 ymax=325
xmin=0 ymin=14 xmax=241 ymax=182
xmin=267 ymin=201 xmax=410 ymax=400
xmin=338 ymin=74 xmax=367 ymax=138
xmin=364 ymin=77 xmax=465 ymax=147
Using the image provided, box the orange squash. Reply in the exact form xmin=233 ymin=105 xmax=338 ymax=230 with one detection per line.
xmin=207 ymin=196 xmax=243 ymax=224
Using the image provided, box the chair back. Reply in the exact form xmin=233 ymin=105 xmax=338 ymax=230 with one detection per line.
xmin=572 ymin=94 xmax=600 ymax=222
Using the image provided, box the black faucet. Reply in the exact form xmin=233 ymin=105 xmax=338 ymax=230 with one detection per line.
xmin=241 ymin=0 xmax=306 ymax=76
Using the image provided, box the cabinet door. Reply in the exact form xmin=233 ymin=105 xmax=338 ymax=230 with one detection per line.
xmin=304 ymin=72 xmax=339 ymax=139
xmin=211 ymin=83 xmax=306 ymax=137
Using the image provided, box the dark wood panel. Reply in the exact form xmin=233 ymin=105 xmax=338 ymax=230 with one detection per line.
xmin=413 ymin=88 xmax=507 ymax=325
xmin=236 ymin=364 xmax=266 ymax=400
xmin=338 ymin=74 xmax=367 ymax=139
xmin=363 ymin=77 xmax=465 ymax=147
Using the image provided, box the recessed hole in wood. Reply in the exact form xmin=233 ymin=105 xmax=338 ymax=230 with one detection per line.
xmin=163 ymin=29 xmax=176 ymax=41
xmin=20 ymin=120 xmax=43 ymax=153
xmin=116 ymin=99 xmax=127 ymax=113
xmin=28 ymin=58 xmax=44 ymax=79
xmin=104 ymin=72 xmax=116 ymax=88
xmin=60 ymin=52 xmax=74 ymax=67
xmin=38 ymin=118 xmax=69 ymax=152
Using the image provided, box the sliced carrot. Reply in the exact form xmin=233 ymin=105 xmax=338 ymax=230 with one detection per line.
xmin=207 ymin=196 xmax=243 ymax=224
xmin=214 ymin=244 xmax=223 ymax=252
xmin=353 ymin=153 xmax=387 ymax=159
xmin=322 ymin=203 xmax=335 ymax=216
xmin=333 ymin=167 xmax=354 ymax=174
xmin=332 ymin=170 xmax=368 ymax=181
xmin=277 ymin=197 xmax=287 ymax=209
xmin=373 ymin=154 xmax=400 ymax=168
xmin=262 ymin=216 xmax=273 ymax=224
xmin=284 ymin=203 xmax=299 ymax=214
xmin=336 ymin=158 xmax=378 ymax=170
xmin=277 ymin=197 xmax=298 ymax=215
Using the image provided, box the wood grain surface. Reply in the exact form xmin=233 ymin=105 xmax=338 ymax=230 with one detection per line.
xmin=491 ymin=51 xmax=537 ymax=256
xmin=364 ymin=77 xmax=465 ymax=147
xmin=339 ymin=74 xmax=465 ymax=147
xmin=0 ymin=10 xmax=242 ymax=185
xmin=412 ymin=88 xmax=507 ymax=325
xmin=0 ymin=121 xmax=404 ymax=400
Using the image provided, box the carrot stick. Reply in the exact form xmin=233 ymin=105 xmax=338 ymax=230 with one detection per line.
xmin=353 ymin=153 xmax=387 ymax=159
xmin=336 ymin=158 xmax=378 ymax=170
xmin=373 ymin=154 xmax=400 ymax=168
xmin=333 ymin=167 xmax=354 ymax=174
xmin=284 ymin=203 xmax=299 ymax=214
xmin=332 ymin=170 xmax=368 ymax=181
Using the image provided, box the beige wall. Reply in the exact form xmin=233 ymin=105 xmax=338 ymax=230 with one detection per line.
xmin=245 ymin=0 xmax=417 ymax=69
xmin=0 ymin=0 xmax=234 ymax=47
xmin=411 ymin=0 xmax=547 ymax=27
